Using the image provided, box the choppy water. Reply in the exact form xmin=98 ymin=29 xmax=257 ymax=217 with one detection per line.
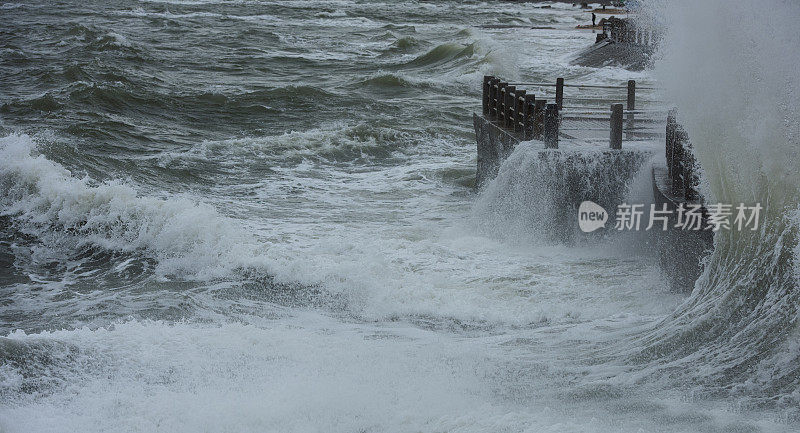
xmin=1 ymin=0 xmax=798 ymax=432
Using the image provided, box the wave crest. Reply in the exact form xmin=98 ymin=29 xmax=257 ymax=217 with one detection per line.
xmin=0 ymin=134 xmax=259 ymax=279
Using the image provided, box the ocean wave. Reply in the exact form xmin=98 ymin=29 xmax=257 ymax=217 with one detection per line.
xmin=0 ymin=134 xmax=260 ymax=279
xmin=628 ymin=0 xmax=800 ymax=406
xmin=313 ymin=10 xmax=347 ymax=18
xmin=0 ymin=93 xmax=62 ymax=113
xmin=388 ymin=36 xmax=519 ymax=90
xmin=40 ymin=82 xmax=332 ymax=118
xmin=182 ymin=85 xmax=338 ymax=115
xmin=380 ymin=23 xmax=417 ymax=33
xmin=402 ymin=42 xmax=475 ymax=68
xmin=67 ymin=82 xmax=164 ymax=111
xmin=178 ymin=84 xmax=337 ymax=106
xmin=85 ymin=32 xmax=136 ymax=52
xmin=119 ymin=8 xmax=376 ymax=29
xmin=62 ymin=64 xmax=93 ymax=83
xmin=153 ymin=123 xmax=410 ymax=169
xmin=0 ymin=336 xmax=88 ymax=398
xmin=473 ymin=143 xmax=651 ymax=245
xmin=65 ymin=24 xmax=141 ymax=54
xmin=116 ymin=9 xmax=227 ymax=21
xmin=390 ymin=35 xmax=421 ymax=51
xmin=0 ymin=319 xmax=496 ymax=433
xmin=358 ymin=73 xmax=426 ymax=89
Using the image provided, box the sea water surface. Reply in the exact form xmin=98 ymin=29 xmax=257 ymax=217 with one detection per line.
xmin=1 ymin=0 xmax=798 ymax=432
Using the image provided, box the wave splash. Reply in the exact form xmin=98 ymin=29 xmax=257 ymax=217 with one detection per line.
xmin=0 ymin=134 xmax=261 ymax=280
xmin=631 ymin=0 xmax=800 ymax=408
xmin=472 ymin=143 xmax=651 ymax=245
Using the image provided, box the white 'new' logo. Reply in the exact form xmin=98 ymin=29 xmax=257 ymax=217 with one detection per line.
xmin=578 ymin=201 xmax=608 ymax=232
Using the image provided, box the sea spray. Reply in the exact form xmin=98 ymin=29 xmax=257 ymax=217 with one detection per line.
xmin=0 ymin=134 xmax=261 ymax=280
xmin=472 ymin=142 xmax=652 ymax=245
xmin=632 ymin=0 xmax=800 ymax=407
xmin=3 ymin=0 xmax=793 ymax=430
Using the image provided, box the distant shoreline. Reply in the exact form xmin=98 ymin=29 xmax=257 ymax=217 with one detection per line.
xmin=501 ymin=0 xmax=614 ymax=4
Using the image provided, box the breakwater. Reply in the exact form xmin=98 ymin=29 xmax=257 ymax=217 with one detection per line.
xmin=474 ymin=75 xmax=712 ymax=291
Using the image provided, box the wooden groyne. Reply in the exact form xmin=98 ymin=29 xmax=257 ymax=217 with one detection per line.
xmin=475 ymin=75 xmax=666 ymax=186
xmin=474 ymin=75 xmax=711 ymax=291
xmin=573 ymin=17 xmax=659 ymax=71
xmin=652 ymin=113 xmax=712 ymax=291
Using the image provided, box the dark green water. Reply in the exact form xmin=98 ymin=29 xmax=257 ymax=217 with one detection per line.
xmin=1 ymin=1 xmax=798 ymax=432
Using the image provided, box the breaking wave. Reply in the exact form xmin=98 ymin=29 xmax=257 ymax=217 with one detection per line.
xmin=153 ymin=123 xmax=413 ymax=168
xmin=402 ymin=42 xmax=477 ymax=68
xmin=0 ymin=134 xmax=260 ymax=280
xmin=473 ymin=142 xmax=651 ymax=245
xmin=626 ymin=0 xmax=800 ymax=409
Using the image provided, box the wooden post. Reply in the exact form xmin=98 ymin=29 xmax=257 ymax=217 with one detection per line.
xmin=488 ymin=78 xmax=498 ymax=120
xmin=610 ymin=103 xmax=623 ymax=149
xmin=672 ymin=128 xmax=681 ymax=194
xmin=497 ymin=82 xmax=508 ymax=123
xmin=523 ymin=94 xmax=535 ymax=140
xmin=482 ymin=76 xmax=493 ymax=116
xmin=514 ymin=89 xmax=526 ymax=133
xmin=666 ymin=110 xmax=676 ymax=178
xmin=673 ymin=126 xmax=688 ymax=196
xmin=626 ymin=79 xmax=635 ymax=133
xmin=684 ymin=141 xmax=696 ymax=200
xmin=505 ymin=85 xmax=516 ymax=129
xmin=487 ymin=79 xmax=495 ymax=119
xmin=533 ymin=99 xmax=546 ymax=139
xmin=497 ymin=86 xmax=504 ymax=123
xmin=492 ymin=78 xmax=501 ymax=119
xmin=544 ymin=103 xmax=559 ymax=149
xmin=556 ymin=77 xmax=564 ymax=110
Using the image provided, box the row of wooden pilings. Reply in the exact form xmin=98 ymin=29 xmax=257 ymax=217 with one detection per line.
xmin=481 ymin=75 xmax=637 ymax=150
xmin=480 ymin=76 xmax=699 ymax=200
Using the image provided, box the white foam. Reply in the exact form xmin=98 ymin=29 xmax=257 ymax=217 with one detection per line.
xmin=624 ymin=0 xmax=800 ymax=401
xmin=0 ymin=316 xmax=764 ymax=433
xmin=9 ymin=0 xmax=796 ymax=428
xmin=654 ymin=0 xmax=800 ymax=206
xmin=0 ymin=134 xmax=262 ymax=280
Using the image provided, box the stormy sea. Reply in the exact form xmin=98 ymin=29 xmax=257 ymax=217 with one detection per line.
xmin=1 ymin=0 xmax=798 ymax=432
